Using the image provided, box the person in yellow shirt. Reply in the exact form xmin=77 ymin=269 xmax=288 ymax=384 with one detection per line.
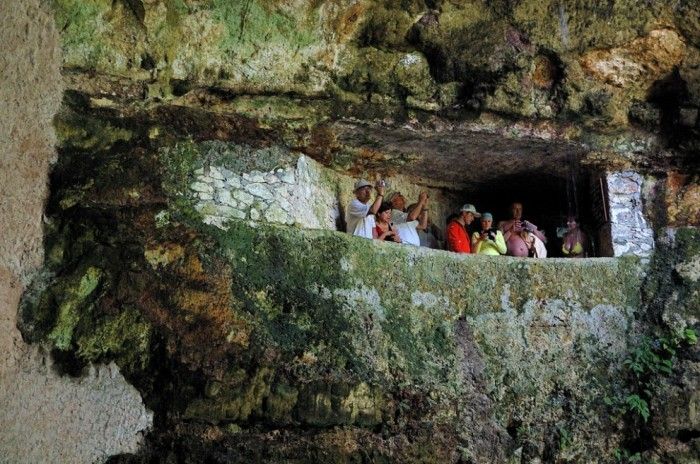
xmin=472 ymin=212 xmax=507 ymax=255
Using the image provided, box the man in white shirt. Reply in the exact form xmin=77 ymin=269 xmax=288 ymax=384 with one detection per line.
xmin=383 ymin=191 xmax=430 ymax=246
xmin=345 ymin=179 xmax=385 ymax=234
xmin=385 ymin=191 xmax=428 ymax=225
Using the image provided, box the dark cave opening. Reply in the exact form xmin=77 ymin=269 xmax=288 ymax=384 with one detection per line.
xmin=463 ymin=166 xmax=612 ymax=257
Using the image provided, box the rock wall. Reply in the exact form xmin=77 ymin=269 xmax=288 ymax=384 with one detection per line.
xmin=0 ymin=2 xmax=151 ymax=462
xmin=642 ymin=228 xmax=700 ymax=462
xmin=607 ymin=171 xmax=655 ymax=257
xmin=3 ymin=0 xmax=700 ymax=462
xmin=179 ymin=141 xmax=456 ymax=233
xmin=20 ymin=199 xmax=645 ymax=461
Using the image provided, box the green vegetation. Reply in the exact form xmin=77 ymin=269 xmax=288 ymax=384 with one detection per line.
xmin=620 ymin=328 xmax=697 ymax=422
xmin=52 ymin=0 xmax=111 ymax=65
xmin=604 ymin=327 xmax=697 ymax=462
xmin=47 ymin=266 xmax=103 ymax=350
xmin=211 ymin=0 xmax=318 ymax=58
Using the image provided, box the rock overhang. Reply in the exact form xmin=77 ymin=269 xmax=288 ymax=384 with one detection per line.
xmin=330 ymin=118 xmax=590 ymax=190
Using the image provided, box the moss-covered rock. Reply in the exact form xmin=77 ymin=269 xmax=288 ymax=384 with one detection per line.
xmin=52 ymin=0 xmax=364 ymax=94
xmin=26 ymin=1 xmax=700 ymax=461
xmin=22 ymin=192 xmax=646 ymax=461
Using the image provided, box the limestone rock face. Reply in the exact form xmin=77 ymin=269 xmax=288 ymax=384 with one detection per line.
xmin=3 ymin=1 xmax=700 ymax=463
xmin=642 ymin=228 xmax=700 ymax=463
xmin=0 ymin=1 xmax=152 ymax=463
xmin=579 ymin=29 xmax=685 ymax=91
xmin=664 ymin=172 xmax=700 ymax=227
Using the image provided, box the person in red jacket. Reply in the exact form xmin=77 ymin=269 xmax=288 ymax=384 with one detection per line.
xmin=446 ymin=204 xmax=481 ymax=253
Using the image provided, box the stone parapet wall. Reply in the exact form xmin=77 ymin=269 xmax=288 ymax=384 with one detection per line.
xmin=191 ymin=154 xmax=338 ymax=229
xmin=173 ymin=220 xmax=647 ymax=461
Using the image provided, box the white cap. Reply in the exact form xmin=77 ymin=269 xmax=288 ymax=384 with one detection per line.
xmin=460 ymin=204 xmax=481 ymax=217
xmin=353 ymin=179 xmax=372 ymax=191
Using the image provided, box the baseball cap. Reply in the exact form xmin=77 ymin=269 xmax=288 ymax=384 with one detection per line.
xmin=353 ymin=179 xmax=372 ymax=191
xmin=481 ymin=212 xmax=493 ymax=221
xmin=460 ymin=204 xmax=481 ymax=217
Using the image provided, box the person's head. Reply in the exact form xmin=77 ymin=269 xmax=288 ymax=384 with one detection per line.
xmin=566 ymin=215 xmax=578 ymax=230
xmin=376 ymin=202 xmax=392 ymax=223
xmin=354 ymin=179 xmax=373 ymax=203
xmin=481 ymin=212 xmax=493 ymax=230
xmin=460 ymin=203 xmax=481 ymax=225
xmin=446 ymin=212 xmax=459 ymax=224
xmin=386 ymin=191 xmax=406 ymax=211
xmin=510 ymin=202 xmax=523 ymax=220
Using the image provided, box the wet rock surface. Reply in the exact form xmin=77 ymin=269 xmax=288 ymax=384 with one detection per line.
xmin=3 ymin=0 xmax=700 ymax=462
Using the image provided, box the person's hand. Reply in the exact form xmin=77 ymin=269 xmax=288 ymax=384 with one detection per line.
xmin=394 ymin=233 xmax=402 ymax=243
xmin=419 ymin=191 xmax=428 ymax=203
xmin=513 ymin=220 xmax=522 ymax=232
xmin=376 ymin=185 xmax=385 ymax=196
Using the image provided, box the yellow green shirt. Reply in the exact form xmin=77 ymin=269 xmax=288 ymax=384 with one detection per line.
xmin=471 ymin=230 xmax=507 ymax=255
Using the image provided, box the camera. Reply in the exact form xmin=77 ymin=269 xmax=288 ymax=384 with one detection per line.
xmin=375 ymin=179 xmax=391 ymax=189
xmin=483 ymin=229 xmax=497 ymax=241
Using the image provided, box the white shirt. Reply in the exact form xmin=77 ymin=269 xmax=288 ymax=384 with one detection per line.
xmin=346 ymin=198 xmax=370 ymax=234
xmin=391 ymin=209 xmax=408 ymax=224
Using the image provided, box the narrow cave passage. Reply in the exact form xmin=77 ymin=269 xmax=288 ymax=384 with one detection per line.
xmin=344 ymin=162 xmax=613 ymax=258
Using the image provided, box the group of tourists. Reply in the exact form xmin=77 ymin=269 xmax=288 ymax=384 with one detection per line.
xmin=346 ymin=178 xmax=588 ymax=258
xmin=444 ymin=201 xmax=547 ymax=257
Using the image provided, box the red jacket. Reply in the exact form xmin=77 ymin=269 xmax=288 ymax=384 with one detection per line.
xmin=447 ymin=220 xmax=471 ymax=253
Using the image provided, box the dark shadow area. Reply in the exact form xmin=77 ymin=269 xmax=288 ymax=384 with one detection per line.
xmin=463 ymin=166 xmax=611 ymax=257
xmin=647 ymin=68 xmax=690 ymax=148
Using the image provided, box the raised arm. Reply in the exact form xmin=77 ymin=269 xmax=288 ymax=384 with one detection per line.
xmin=407 ymin=191 xmax=428 ymax=221
xmin=417 ymin=209 xmax=428 ymax=231
xmin=369 ymin=185 xmax=385 ymax=215
xmin=471 ymin=231 xmax=482 ymax=253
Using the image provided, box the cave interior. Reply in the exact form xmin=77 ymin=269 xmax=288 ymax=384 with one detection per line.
xmin=334 ymin=122 xmax=611 ymax=257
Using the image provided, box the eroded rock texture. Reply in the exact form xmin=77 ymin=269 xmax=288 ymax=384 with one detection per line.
xmin=0 ymin=1 xmax=151 ymax=463
xmin=2 ymin=0 xmax=700 ymax=463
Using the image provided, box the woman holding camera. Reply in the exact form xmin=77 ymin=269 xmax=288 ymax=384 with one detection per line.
xmin=471 ymin=212 xmax=506 ymax=255
xmin=373 ymin=202 xmax=402 ymax=243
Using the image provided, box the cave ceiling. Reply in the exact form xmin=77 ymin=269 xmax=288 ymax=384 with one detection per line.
xmin=331 ymin=119 xmax=589 ymax=190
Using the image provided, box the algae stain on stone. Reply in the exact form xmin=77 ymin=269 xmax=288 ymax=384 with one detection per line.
xmin=48 ymin=266 xmax=103 ymax=350
xmin=340 ymin=381 xmax=383 ymax=425
xmin=54 ymin=112 xmax=133 ymax=151
xmin=76 ymin=306 xmax=152 ymax=370
xmin=144 ymin=242 xmax=185 ymax=269
xmin=184 ymin=367 xmax=274 ymax=422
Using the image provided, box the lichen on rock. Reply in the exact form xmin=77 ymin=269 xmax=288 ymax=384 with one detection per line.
xmin=8 ymin=1 xmax=700 ymax=462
